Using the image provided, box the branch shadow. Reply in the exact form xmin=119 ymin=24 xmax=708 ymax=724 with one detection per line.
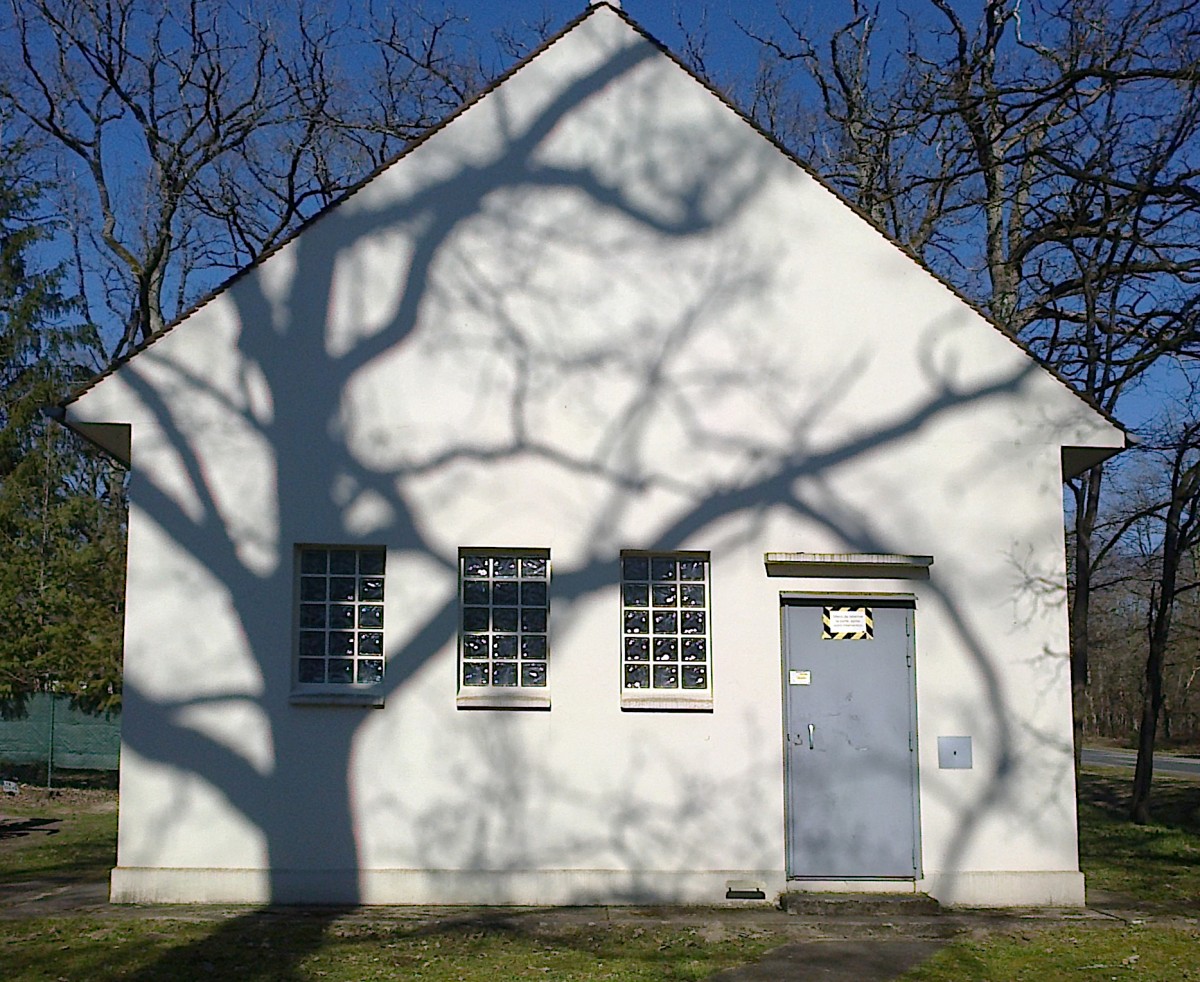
xmin=68 ymin=7 xmax=1093 ymax=951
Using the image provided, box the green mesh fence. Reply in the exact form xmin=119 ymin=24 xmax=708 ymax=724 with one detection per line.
xmin=0 ymin=694 xmax=120 ymax=774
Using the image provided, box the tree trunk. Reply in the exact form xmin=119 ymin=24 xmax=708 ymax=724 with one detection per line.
xmin=1070 ymin=469 xmax=1102 ymax=777
xmin=1129 ymin=645 xmax=1165 ymax=824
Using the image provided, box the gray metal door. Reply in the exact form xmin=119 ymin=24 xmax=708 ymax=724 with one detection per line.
xmin=782 ymin=598 xmax=920 ymax=878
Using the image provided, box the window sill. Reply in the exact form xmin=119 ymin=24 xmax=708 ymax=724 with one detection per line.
xmin=621 ymin=690 xmax=713 ymax=712
xmin=456 ymin=689 xmax=551 ymax=710
xmin=290 ymin=690 xmax=385 ymax=708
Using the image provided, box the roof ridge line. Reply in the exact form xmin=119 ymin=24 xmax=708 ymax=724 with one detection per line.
xmin=63 ymin=3 xmax=607 ymax=405
xmin=63 ymin=1 xmax=1127 ymax=442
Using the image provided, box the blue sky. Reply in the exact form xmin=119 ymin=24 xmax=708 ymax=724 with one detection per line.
xmin=457 ymin=0 xmax=773 ymax=85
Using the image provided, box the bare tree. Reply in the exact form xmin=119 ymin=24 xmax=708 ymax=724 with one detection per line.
xmin=1107 ymin=397 xmax=1200 ymax=821
xmin=0 ymin=0 xmax=486 ymax=362
xmin=736 ymin=0 xmax=1200 ymax=779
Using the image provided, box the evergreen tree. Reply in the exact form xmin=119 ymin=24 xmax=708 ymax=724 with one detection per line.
xmin=0 ymin=135 xmax=125 ymax=715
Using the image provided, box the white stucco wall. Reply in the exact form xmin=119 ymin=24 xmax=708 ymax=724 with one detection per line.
xmin=73 ymin=6 xmax=1123 ymax=907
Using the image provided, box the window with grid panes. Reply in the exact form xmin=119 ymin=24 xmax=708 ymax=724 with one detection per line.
xmin=459 ymin=551 xmax=549 ymax=698
xmin=296 ymin=547 xmax=386 ymax=687
xmin=621 ymin=552 xmax=711 ymax=706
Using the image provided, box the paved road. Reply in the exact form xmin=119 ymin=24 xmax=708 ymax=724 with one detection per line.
xmin=1083 ymin=746 xmax=1200 ymax=777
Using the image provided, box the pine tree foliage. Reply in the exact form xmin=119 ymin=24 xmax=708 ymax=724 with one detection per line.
xmin=0 ymin=138 xmax=125 ymax=715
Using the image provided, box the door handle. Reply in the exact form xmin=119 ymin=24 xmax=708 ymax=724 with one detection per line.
xmin=807 ymin=723 xmax=815 ymax=750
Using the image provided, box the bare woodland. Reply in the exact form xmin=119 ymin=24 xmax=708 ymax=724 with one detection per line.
xmin=2 ymin=0 xmax=1198 ymax=823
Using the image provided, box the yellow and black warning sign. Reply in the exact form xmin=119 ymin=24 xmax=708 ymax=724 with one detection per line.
xmin=822 ymin=606 xmax=873 ymax=640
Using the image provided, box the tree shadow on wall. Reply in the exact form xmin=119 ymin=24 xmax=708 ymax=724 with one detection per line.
xmin=97 ymin=9 xmax=1080 ymax=937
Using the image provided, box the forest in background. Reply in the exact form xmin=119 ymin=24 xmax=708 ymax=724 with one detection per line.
xmin=1 ymin=0 xmax=1197 ymax=822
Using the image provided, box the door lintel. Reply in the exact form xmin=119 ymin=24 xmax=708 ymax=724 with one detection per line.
xmin=766 ymin=552 xmax=933 ymax=579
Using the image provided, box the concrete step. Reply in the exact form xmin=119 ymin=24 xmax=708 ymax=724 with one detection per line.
xmin=780 ymin=891 xmax=942 ymax=916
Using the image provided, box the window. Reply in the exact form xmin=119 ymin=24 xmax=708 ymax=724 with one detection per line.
xmin=621 ymin=552 xmax=712 ymax=709
xmin=295 ymin=546 xmax=386 ymax=698
xmin=458 ymin=549 xmax=550 ymax=707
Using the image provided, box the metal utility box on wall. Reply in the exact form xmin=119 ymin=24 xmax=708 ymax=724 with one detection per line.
xmin=938 ymin=736 xmax=973 ymax=769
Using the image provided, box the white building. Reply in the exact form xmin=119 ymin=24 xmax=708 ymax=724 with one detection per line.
xmin=64 ymin=3 xmax=1126 ymax=907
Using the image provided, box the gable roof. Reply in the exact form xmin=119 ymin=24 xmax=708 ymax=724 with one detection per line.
xmin=59 ymin=1 xmax=1126 ymax=453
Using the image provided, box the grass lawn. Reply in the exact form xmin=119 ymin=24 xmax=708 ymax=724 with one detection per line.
xmin=903 ymin=770 xmax=1200 ymax=980
xmin=0 ymin=914 xmax=784 ymax=981
xmin=0 ymin=770 xmax=1197 ymax=981
xmin=901 ymin=924 xmax=1200 ymax=981
xmin=0 ymin=787 xmax=116 ymax=883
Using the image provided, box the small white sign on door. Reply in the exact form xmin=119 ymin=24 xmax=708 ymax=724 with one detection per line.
xmin=788 ymin=670 xmax=812 ymax=686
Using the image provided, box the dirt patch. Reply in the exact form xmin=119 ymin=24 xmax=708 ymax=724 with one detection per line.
xmin=1 ymin=787 xmax=116 ymax=813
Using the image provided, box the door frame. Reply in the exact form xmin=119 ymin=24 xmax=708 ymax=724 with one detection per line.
xmin=779 ymin=591 xmax=923 ymax=880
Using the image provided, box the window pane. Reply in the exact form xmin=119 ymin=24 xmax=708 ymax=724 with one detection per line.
xmin=299 ymin=605 xmax=326 ymax=628
xmin=623 ymin=582 xmax=648 ymax=607
xmin=624 ymin=664 xmax=650 ymax=688
xmin=654 ymin=638 xmax=679 ymax=661
xmin=463 ymin=662 xmax=489 ymax=686
xmin=651 ymin=584 xmax=677 ymax=607
xmin=652 ymin=611 xmax=678 ymax=635
xmin=493 ymin=581 xmax=519 ymax=605
xmin=624 ymin=610 xmax=649 ymax=634
xmin=622 ymin=556 xmax=649 ymax=581
xmin=492 ymin=662 xmax=518 ymax=686
xmin=521 ymin=582 xmax=547 ymax=606
xmin=521 ymin=662 xmax=547 ymax=687
xmin=463 ymin=580 xmax=489 ymax=605
xmin=520 ymin=557 xmax=547 ymax=578
xmin=521 ymin=608 xmax=547 ymax=633
xmin=299 ymin=632 xmax=324 ymax=656
xmin=300 ymin=577 xmax=326 ymax=601
xmin=651 ymin=558 xmax=677 ymax=581
xmin=298 ymin=659 xmax=325 ymax=683
xmin=463 ymin=607 xmax=489 ymax=632
xmin=329 ymin=605 xmax=355 ymax=629
xmin=458 ymin=551 xmax=550 ymax=690
xmin=621 ymin=553 xmax=709 ymax=702
xmin=463 ymin=635 xmax=489 ymax=658
xmin=328 ymin=659 xmax=354 ymax=683
xmin=653 ymin=665 xmax=679 ymax=688
xmin=300 ymin=551 xmax=326 ymax=574
xmin=296 ymin=546 xmax=386 ymax=688
xmin=330 ymin=577 xmax=356 ymax=602
xmin=359 ymin=550 xmax=385 ymax=575
xmin=625 ymin=637 xmax=650 ymax=661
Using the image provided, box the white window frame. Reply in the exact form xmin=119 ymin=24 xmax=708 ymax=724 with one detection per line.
xmin=456 ymin=548 xmax=551 ymax=709
xmin=620 ymin=550 xmax=713 ymax=711
xmin=291 ymin=545 xmax=387 ymax=706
